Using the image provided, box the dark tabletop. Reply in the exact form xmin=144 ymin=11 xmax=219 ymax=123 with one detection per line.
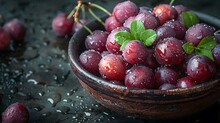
xmin=0 ymin=0 xmax=220 ymax=123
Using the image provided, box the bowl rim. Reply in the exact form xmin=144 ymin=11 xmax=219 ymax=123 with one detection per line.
xmin=68 ymin=11 xmax=220 ymax=97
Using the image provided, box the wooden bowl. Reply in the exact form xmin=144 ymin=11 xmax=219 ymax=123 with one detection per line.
xmin=68 ymin=11 xmax=220 ymax=119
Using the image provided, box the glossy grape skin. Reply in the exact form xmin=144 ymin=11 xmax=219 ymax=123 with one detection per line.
xmin=174 ymin=5 xmax=188 ymax=14
xmin=125 ymin=66 xmax=155 ymax=89
xmin=214 ymin=33 xmax=220 ymax=43
xmin=79 ymin=50 xmax=102 ymax=75
xmin=123 ymin=16 xmax=135 ymax=29
xmin=159 ymin=83 xmax=176 ymax=90
xmin=155 ymin=37 xmax=186 ymax=65
xmin=112 ymin=1 xmax=139 ymax=23
xmin=185 ymin=23 xmax=216 ymax=46
xmin=52 ymin=13 xmax=74 ymax=37
xmin=85 ymin=30 xmax=109 ymax=52
xmin=105 ymin=16 xmax=123 ymax=32
xmin=163 ymin=20 xmax=187 ymax=39
xmin=122 ymin=40 xmax=148 ymax=65
xmin=3 ymin=18 xmax=26 ymax=42
xmin=145 ymin=49 xmax=160 ymax=69
xmin=134 ymin=13 xmax=160 ymax=30
xmin=153 ymin=4 xmax=178 ymax=25
xmin=213 ymin=44 xmax=220 ymax=68
xmin=99 ymin=54 xmax=127 ymax=81
xmin=154 ymin=26 xmax=176 ymax=46
xmin=187 ymin=55 xmax=216 ymax=83
xmin=139 ymin=6 xmax=152 ymax=14
xmin=72 ymin=19 xmax=88 ymax=33
xmin=2 ymin=102 xmax=29 ymax=123
xmin=106 ymin=27 xmax=129 ymax=54
xmin=176 ymin=76 xmax=196 ymax=88
xmin=155 ymin=67 xmax=180 ymax=87
xmin=0 ymin=27 xmax=11 ymax=51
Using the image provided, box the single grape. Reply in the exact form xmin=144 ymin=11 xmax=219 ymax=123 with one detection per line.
xmin=187 ymin=55 xmax=216 ymax=83
xmin=105 ymin=16 xmax=123 ymax=32
xmin=0 ymin=27 xmax=11 ymax=51
xmin=174 ymin=5 xmax=188 ymax=14
xmin=213 ymin=44 xmax=220 ymax=68
xmin=134 ymin=13 xmax=160 ymax=30
xmin=123 ymin=16 xmax=135 ymax=29
xmin=153 ymin=26 xmax=176 ymax=46
xmin=185 ymin=23 xmax=216 ymax=46
xmin=163 ymin=20 xmax=187 ymax=39
xmin=176 ymin=76 xmax=196 ymax=88
xmin=155 ymin=37 xmax=186 ymax=65
xmin=153 ymin=4 xmax=178 ymax=25
xmin=112 ymin=1 xmax=139 ymax=23
xmin=139 ymin=6 xmax=152 ymax=14
xmin=3 ymin=18 xmax=26 ymax=42
xmin=145 ymin=49 xmax=160 ymax=69
xmin=52 ymin=13 xmax=74 ymax=37
xmin=155 ymin=67 xmax=180 ymax=87
xmin=122 ymin=40 xmax=148 ymax=65
xmin=125 ymin=66 xmax=155 ymax=89
xmin=79 ymin=50 xmax=102 ymax=75
xmin=2 ymin=102 xmax=29 ymax=123
xmin=99 ymin=54 xmax=127 ymax=81
xmin=85 ymin=30 xmax=109 ymax=52
xmin=106 ymin=27 xmax=129 ymax=54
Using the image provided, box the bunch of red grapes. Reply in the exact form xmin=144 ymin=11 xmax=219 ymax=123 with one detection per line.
xmin=0 ymin=18 xmax=26 ymax=51
xmin=79 ymin=1 xmax=220 ymax=90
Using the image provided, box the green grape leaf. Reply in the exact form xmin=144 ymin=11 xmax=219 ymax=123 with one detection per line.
xmin=115 ymin=31 xmax=132 ymax=45
xmin=195 ymin=47 xmax=214 ymax=61
xmin=195 ymin=36 xmax=217 ymax=61
xmin=140 ymin=29 xmax=157 ymax=46
xmin=197 ymin=36 xmax=217 ymax=50
xmin=182 ymin=11 xmax=200 ymax=28
xmin=130 ymin=20 xmax=145 ymax=40
xmin=182 ymin=42 xmax=195 ymax=54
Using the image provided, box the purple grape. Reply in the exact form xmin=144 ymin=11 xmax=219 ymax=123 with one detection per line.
xmin=185 ymin=23 xmax=216 ymax=46
xmin=112 ymin=1 xmax=139 ymax=23
xmin=159 ymin=83 xmax=176 ymax=90
xmin=174 ymin=5 xmax=188 ymax=14
xmin=123 ymin=16 xmax=135 ymax=29
xmin=105 ymin=16 xmax=123 ymax=32
xmin=187 ymin=55 xmax=216 ymax=83
xmin=85 ymin=30 xmax=109 ymax=52
xmin=125 ymin=66 xmax=155 ymax=89
xmin=122 ymin=40 xmax=148 ymax=65
xmin=0 ymin=27 xmax=11 ymax=51
xmin=155 ymin=67 xmax=180 ymax=87
xmin=134 ymin=13 xmax=160 ymax=30
xmin=79 ymin=50 xmax=102 ymax=75
xmin=176 ymin=76 xmax=196 ymax=88
xmin=213 ymin=44 xmax=220 ymax=68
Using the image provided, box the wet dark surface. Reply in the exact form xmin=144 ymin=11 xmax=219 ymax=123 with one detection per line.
xmin=0 ymin=0 xmax=220 ymax=123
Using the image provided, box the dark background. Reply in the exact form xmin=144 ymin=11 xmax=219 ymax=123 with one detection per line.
xmin=0 ymin=0 xmax=220 ymax=123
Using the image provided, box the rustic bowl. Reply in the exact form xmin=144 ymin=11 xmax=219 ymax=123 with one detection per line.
xmin=68 ymin=11 xmax=220 ymax=119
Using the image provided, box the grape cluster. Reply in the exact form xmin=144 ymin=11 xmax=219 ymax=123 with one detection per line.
xmin=78 ymin=1 xmax=220 ymax=90
xmin=0 ymin=18 xmax=26 ymax=51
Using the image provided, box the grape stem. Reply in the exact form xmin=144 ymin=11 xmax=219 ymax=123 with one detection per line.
xmin=169 ymin=0 xmax=175 ymax=6
xmin=89 ymin=3 xmax=111 ymax=16
xmin=88 ymin=7 xmax=105 ymax=26
xmin=78 ymin=20 xmax=93 ymax=34
xmin=215 ymin=30 xmax=220 ymax=34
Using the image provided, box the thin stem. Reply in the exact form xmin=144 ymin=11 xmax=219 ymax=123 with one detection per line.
xmin=78 ymin=20 xmax=93 ymax=34
xmin=67 ymin=6 xmax=78 ymax=19
xmin=88 ymin=7 xmax=105 ymax=26
xmin=90 ymin=3 xmax=111 ymax=16
xmin=81 ymin=5 xmax=86 ymax=20
xmin=215 ymin=30 xmax=220 ymax=34
xmin=169 ymin=0 xmax=175 ymax=6
xmin=74 ymin=1 xmax=83 ymax=23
